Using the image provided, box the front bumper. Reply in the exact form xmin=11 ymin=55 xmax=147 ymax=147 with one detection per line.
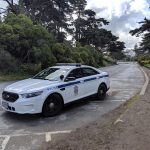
xmin=1 ymin=96 xmax=44 ymax=114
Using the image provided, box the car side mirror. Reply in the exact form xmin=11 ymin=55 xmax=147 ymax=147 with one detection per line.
xmin=65 ymin=76 xmax=76 ymax=82
xmin=60 ymin=75 xmax=64 ymax=80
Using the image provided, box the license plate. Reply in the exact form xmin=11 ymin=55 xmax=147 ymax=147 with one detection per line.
xmin=2 ymin=101 xmax=9 ymax=109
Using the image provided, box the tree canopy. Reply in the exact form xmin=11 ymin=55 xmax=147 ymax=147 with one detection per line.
xmin=130 ymin=18 xmax=150 ymax=54
xmin=0 ymin=0 xmax=126 ymax=72
xmin=0 ymin=14 xmax=56 ymax=67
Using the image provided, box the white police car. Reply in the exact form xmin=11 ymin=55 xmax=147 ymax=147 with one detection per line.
xmin=1 ymin=64 xmax=110 ymax=117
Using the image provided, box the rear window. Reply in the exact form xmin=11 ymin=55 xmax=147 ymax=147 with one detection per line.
xmin=82 ymin=68 xmax=99 ymax=77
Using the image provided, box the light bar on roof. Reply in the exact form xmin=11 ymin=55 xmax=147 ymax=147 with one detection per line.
xmin=56 ymin=63 xmax=81 ymax=67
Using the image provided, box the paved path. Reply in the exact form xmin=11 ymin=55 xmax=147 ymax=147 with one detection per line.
xmin=0 ymin=62 xmax=144 ymax=150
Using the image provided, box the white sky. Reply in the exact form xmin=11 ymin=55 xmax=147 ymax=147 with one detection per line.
xmin=0 ymin=0 xmax=150 ymax=49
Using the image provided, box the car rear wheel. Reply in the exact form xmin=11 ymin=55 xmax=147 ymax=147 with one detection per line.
xmin=97 ymin=84 xmax=107 ymax=100
xmin=42 ymin=94 xmax=63 ymax=117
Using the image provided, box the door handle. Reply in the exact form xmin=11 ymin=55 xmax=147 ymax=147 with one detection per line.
xmin=60 ymin=88 xmax=65 ymax=91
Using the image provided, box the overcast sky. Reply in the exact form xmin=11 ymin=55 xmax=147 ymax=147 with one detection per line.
xmin=0 ymin=0 xmax=150 ymax=49
xmin=86 ymin=0 xmax=150 ymax=49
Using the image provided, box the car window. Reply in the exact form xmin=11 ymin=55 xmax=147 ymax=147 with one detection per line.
xmin=65 ymin=68 xmax=83 ymax=81
xmin=82 ymin=68 xmax=99 ymax=77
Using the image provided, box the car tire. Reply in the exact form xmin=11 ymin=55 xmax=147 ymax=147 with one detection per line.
xmin=97 ymin=83 xmax=107 ymax=100
xmin=42 ymin=94 xmax=63 ymax=117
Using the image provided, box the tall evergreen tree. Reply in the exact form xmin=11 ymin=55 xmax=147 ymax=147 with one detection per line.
xmin=72 ymin=0 xmax=87 ymax=41
xmin=130 ymin=18 xmax=150 ymax=53
xmin=21 ymin=0 xmax=75 ymax=42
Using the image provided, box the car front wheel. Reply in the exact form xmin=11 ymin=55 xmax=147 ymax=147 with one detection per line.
xmin=97 ymin=84 xmax=107 ymax=100
xmin=42 ymin=94 xmax=63 ymax=117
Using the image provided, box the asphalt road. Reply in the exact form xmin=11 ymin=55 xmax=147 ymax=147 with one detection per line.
xmin=0 ymin=62 xmax=144 ymax=150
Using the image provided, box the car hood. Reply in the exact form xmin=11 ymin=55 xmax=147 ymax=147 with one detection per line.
xmin=4 ymin=78 xmax=59 ymax=94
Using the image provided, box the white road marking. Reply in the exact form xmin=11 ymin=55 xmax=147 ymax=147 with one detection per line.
xmin=114 ymin=118 xmax=124 ymax=125
xmin=0 ymin=130 xmax=72 ymax=139
xmin=45 ymin=130 xmax=72 ymax=142
xmin=106 ymin=100 xmax=127 ymax=102
xmin=48 ymin=130 xmax=72 ymax=134
xmin=1 ymin=136 xmax=10 ymax=150
xmin=0 ymin=130 xmax=72 ymax=149
xmin=140 ymin=67 xmax=149 ymax=95
xmin=45 ymin=132 xmax=51 ymax=142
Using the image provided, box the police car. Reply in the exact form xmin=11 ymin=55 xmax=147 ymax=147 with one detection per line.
xmin=1 ymin=64 xmax=110 ymax=117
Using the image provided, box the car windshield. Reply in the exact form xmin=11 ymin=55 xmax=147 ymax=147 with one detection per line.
xmin=33 ymin=68 xmax=69 ymax=81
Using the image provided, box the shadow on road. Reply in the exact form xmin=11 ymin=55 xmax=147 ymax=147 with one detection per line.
xmin=1 ymin=95 xmax=109 ymax=124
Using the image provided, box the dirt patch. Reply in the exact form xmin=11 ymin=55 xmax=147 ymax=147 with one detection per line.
xmin=39 ymin=67 xmax=150 ymax=150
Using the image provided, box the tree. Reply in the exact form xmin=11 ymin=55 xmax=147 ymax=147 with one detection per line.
xmin=133 ymin=44 xmax=142 ymax=56
xmin=0 ymin=0 xmax=20 ymax=14
xmin=0 ymin=1 xmax=123 ymax=68
xmin=130 ymin=18 xmax=150 ymax=54
xmin=74 ymin=9 xmax=109 ymax=46
xmin=107 ymin=41 xmax=126 ymax=59
xmin=0 ymin=13 xmax=56 ymax=68
xmin=20 ymin=0 xmax=75 ymax=42
xmin=72 ymin=7 xmax=125 ymax=59
xmin=130 ymin=18 xmax=150 ymax=36
xmin=72 ymin=0 xmax=87 ymax=41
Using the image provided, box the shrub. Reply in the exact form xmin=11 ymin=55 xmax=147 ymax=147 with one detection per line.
xmin=0 ymin=14 xmax=55 ymax=67
xmin=20 ymin=63 xmax=41 ymax=75
xmin=103 ymin=56 xmax=117 ymax=64
xmin=138 ymin=54 xmax=150 ymax=66
xmin=73 ymin=45 xmax=104 ymax=67
xmin=0 ymin=49 xmax=18 ymax=72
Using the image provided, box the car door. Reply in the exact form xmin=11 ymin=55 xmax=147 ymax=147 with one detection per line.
xmin=61 ymin=68 xmax=85 ymax=103
xmin=81 ymin=67 xmax=100 ymax=97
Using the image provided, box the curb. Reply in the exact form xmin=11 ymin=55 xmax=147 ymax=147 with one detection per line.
xmin=140 ymin=67 xmax=149 ymax=95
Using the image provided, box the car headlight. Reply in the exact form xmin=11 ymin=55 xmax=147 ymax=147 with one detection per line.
xmin=21 ymin=91 xmax=43 ymax=98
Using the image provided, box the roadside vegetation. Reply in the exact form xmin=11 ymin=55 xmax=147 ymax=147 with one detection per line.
xmin=0 ymin=0 xmax=126 ymax=81
xmin=130 ymin=17 xmax=150 ymax=68
xmin=0 ymin=72 xmax=31 ymax=82
xmin=137 ymin=54 xmax=150 ymax=69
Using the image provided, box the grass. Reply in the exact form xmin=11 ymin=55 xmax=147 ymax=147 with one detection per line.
xmin=101 ymin=95 xmax=140 ymax=131
xmin=144 ymin=64 xmax=150 ymax=69
xmin=0 ymin=72 xmax=32 ymax=82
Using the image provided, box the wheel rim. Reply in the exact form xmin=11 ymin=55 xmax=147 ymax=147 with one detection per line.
xmin=98 ymin=85 xmax=106 ymax=98
xmin=100 ymin=89 xmax=104 ymax=94
xmin=45 ymin=99 xmax=60 ymax=114
xmin=49 ymin=102 xmax=55 ymax=109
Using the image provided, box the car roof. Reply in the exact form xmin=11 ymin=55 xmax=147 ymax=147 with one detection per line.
xmin=52 ymin=65 xmax=98 ymax=70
